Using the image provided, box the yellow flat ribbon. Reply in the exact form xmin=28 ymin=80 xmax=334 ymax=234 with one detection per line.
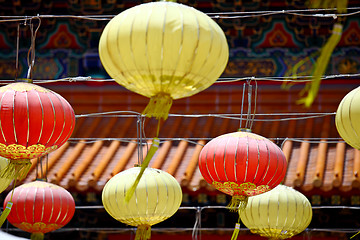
xmin=125 ymin=138 xmax=160 ymax=202
xmin=0 ymin=202 xmax=13 ymax=228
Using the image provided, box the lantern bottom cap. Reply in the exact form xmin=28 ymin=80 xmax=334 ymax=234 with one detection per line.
xmin=228 ymin=195 xmax=248 ymax=212
xmin=143 ymin=92 xmax=173 ymax=120
xmin=135 ymin=225 xmax=151 ymax=240
xmin=31 ymin=232 xmax=44 ymax=240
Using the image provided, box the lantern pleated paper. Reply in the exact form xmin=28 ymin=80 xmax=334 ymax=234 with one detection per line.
xmin=102 ymin=167 xmax=182 ymax=240
xmin=198 ymin=131 xmax=288 ymax=209
xmin=336 ymin=86 xmax=360 ymax=149
xmin=3 ymin=180 xmax=75 ymax=240
xmin=240 ymin=185 xmax=312 ymax=239
xmin=0 ymin=82 xmax=75 ymax=179
xmin=99 ymin=1 xmax=229 ymax=120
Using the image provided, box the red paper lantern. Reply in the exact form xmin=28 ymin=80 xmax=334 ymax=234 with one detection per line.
xmin=0 ymin=82 xmax=75 ymax=178
xmin=3 ymin=180 xmax=75 ymax=240
xmin=198 ymin=131 xmax=287 ymax=209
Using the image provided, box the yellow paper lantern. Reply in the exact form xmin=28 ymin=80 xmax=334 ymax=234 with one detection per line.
xmin=102 ymin=167 xmax=182 ymax=240
xmin=336 ymin=86 xmax=360 ymax=149
xmin=99 ymin=1 xmax=229 ymax=120
xmin=240 ymin=185 xmax=312 ymax=239
xmin=0 ymin=157 xmax=14 ymax=193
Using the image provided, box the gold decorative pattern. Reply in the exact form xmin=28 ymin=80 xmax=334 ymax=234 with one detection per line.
xmin=0 ymin=82 xmax=50 ymax=93
xmin=15 ymin=222 xmax=62 ymax=234
xmin=212 ymin=181 xmax=270 ymax=197
xmin=0 ymin=143 xmax=57 ymax=160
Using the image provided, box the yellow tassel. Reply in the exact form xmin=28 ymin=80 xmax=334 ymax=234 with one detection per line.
xmin=0 ymin=159 xmax=31 ymax=180
xmin=297 ymin=23 xmax=342 ymax=107
xmin=125 ymin=138 xmax=160 ymax=203
xmin=0 ymin=202 xmax=13 ymax=228
xmin=227 ymin=195 xmax=248 ymax=212
xmin=135 ymin=225 xmax=151 ymax=240
xmin=31 ymin=233 xmax=44 ymax=240
xmin=282 ymin=51 xmax=318 ymax=90
xmin=143 ymin=93 xmax=173 ymax=120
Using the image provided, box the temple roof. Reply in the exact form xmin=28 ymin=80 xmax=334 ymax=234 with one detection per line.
xmin=14 ymin=81 xmax=360 ymax=198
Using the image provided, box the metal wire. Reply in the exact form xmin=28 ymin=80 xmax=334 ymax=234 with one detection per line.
xmin=1 ymin=72 xmax=360 ymax=85
xmin=0 ymin=7 xmax=359 ymax=23
xmin=74 ymin=111 xmax=336 ymax=124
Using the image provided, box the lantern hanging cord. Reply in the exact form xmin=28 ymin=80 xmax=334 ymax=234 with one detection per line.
xmin=35 ymin=155 xmax=48 ymax=181
xmin=245 ymin=81 xmax=252 ymax=129
xmin=136 ymin=114 xmax=149 ymax=166
xmin=240 ymin=80 xmax=258 ymax=130
xmin=26 ymin=16 xmax=41 ymax=80
xmin=244 ymin=79 xmax=258 ymax=130
xmin=249 ymin=80 xmax=258 ymax=129
xmin=239 ymin=83 xmax=245 ymax=129
xmin=15 ymin=24 xmax=20 ymax=80
xmin=192 ymin=207 xmax=201 ymax=240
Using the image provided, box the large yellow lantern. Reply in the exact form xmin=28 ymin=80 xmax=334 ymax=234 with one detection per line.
xmin=336 ymin=87 xmax=360 ymax=149
xmin=99 ymin=1 xmax=229 ymax=120
xmin=102 ymin=167 xmax=182 ymax=240
xmin=240 ymin=185 xmax=312 ymax=239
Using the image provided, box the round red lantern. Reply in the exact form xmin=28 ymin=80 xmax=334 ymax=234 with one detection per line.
xmin=0 ymin=82 xmax=75 ymax=179
xmin=198 ymin=130 xmax=288 ymax=209
xmin=3 ymin=180 xmax=75 ymax=240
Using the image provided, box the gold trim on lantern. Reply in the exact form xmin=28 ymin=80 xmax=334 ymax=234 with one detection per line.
xmin=212 ymin=181 xmax=270 ymax=196
xmin=0 ymin=143 xmax=57 ymax=160
xmin=14 ymin=222 xmax=63 ymax=234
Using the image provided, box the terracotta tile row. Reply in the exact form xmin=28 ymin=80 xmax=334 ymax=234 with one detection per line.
xmin=13 ymin=83 xmax=360 ymax=197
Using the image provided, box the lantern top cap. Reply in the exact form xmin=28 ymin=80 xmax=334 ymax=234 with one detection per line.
xmin=15 ymin=78 xmax=32 ymax=83
xmin=238 ymin=128 xmax=252 ymax=133
xmin=0 ymin=82 xmax=49 ymax=93
xmin=18 ymin=180 xmax=65 ymax=189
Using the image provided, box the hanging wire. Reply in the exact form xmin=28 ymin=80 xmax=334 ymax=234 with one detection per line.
xmin=73 ymin=110 xmax=336 ymax=123
xmin=0 ymin=7 xmax=359 ymax=23
xmin=66 ymin=137 xmax=344 ymax=146
xmin=0 ymin=72 xmax=359 ymax=85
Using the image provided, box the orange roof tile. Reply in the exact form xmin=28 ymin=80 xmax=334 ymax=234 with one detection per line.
xmin=15 ymin=83 xmax=360 ymax=196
